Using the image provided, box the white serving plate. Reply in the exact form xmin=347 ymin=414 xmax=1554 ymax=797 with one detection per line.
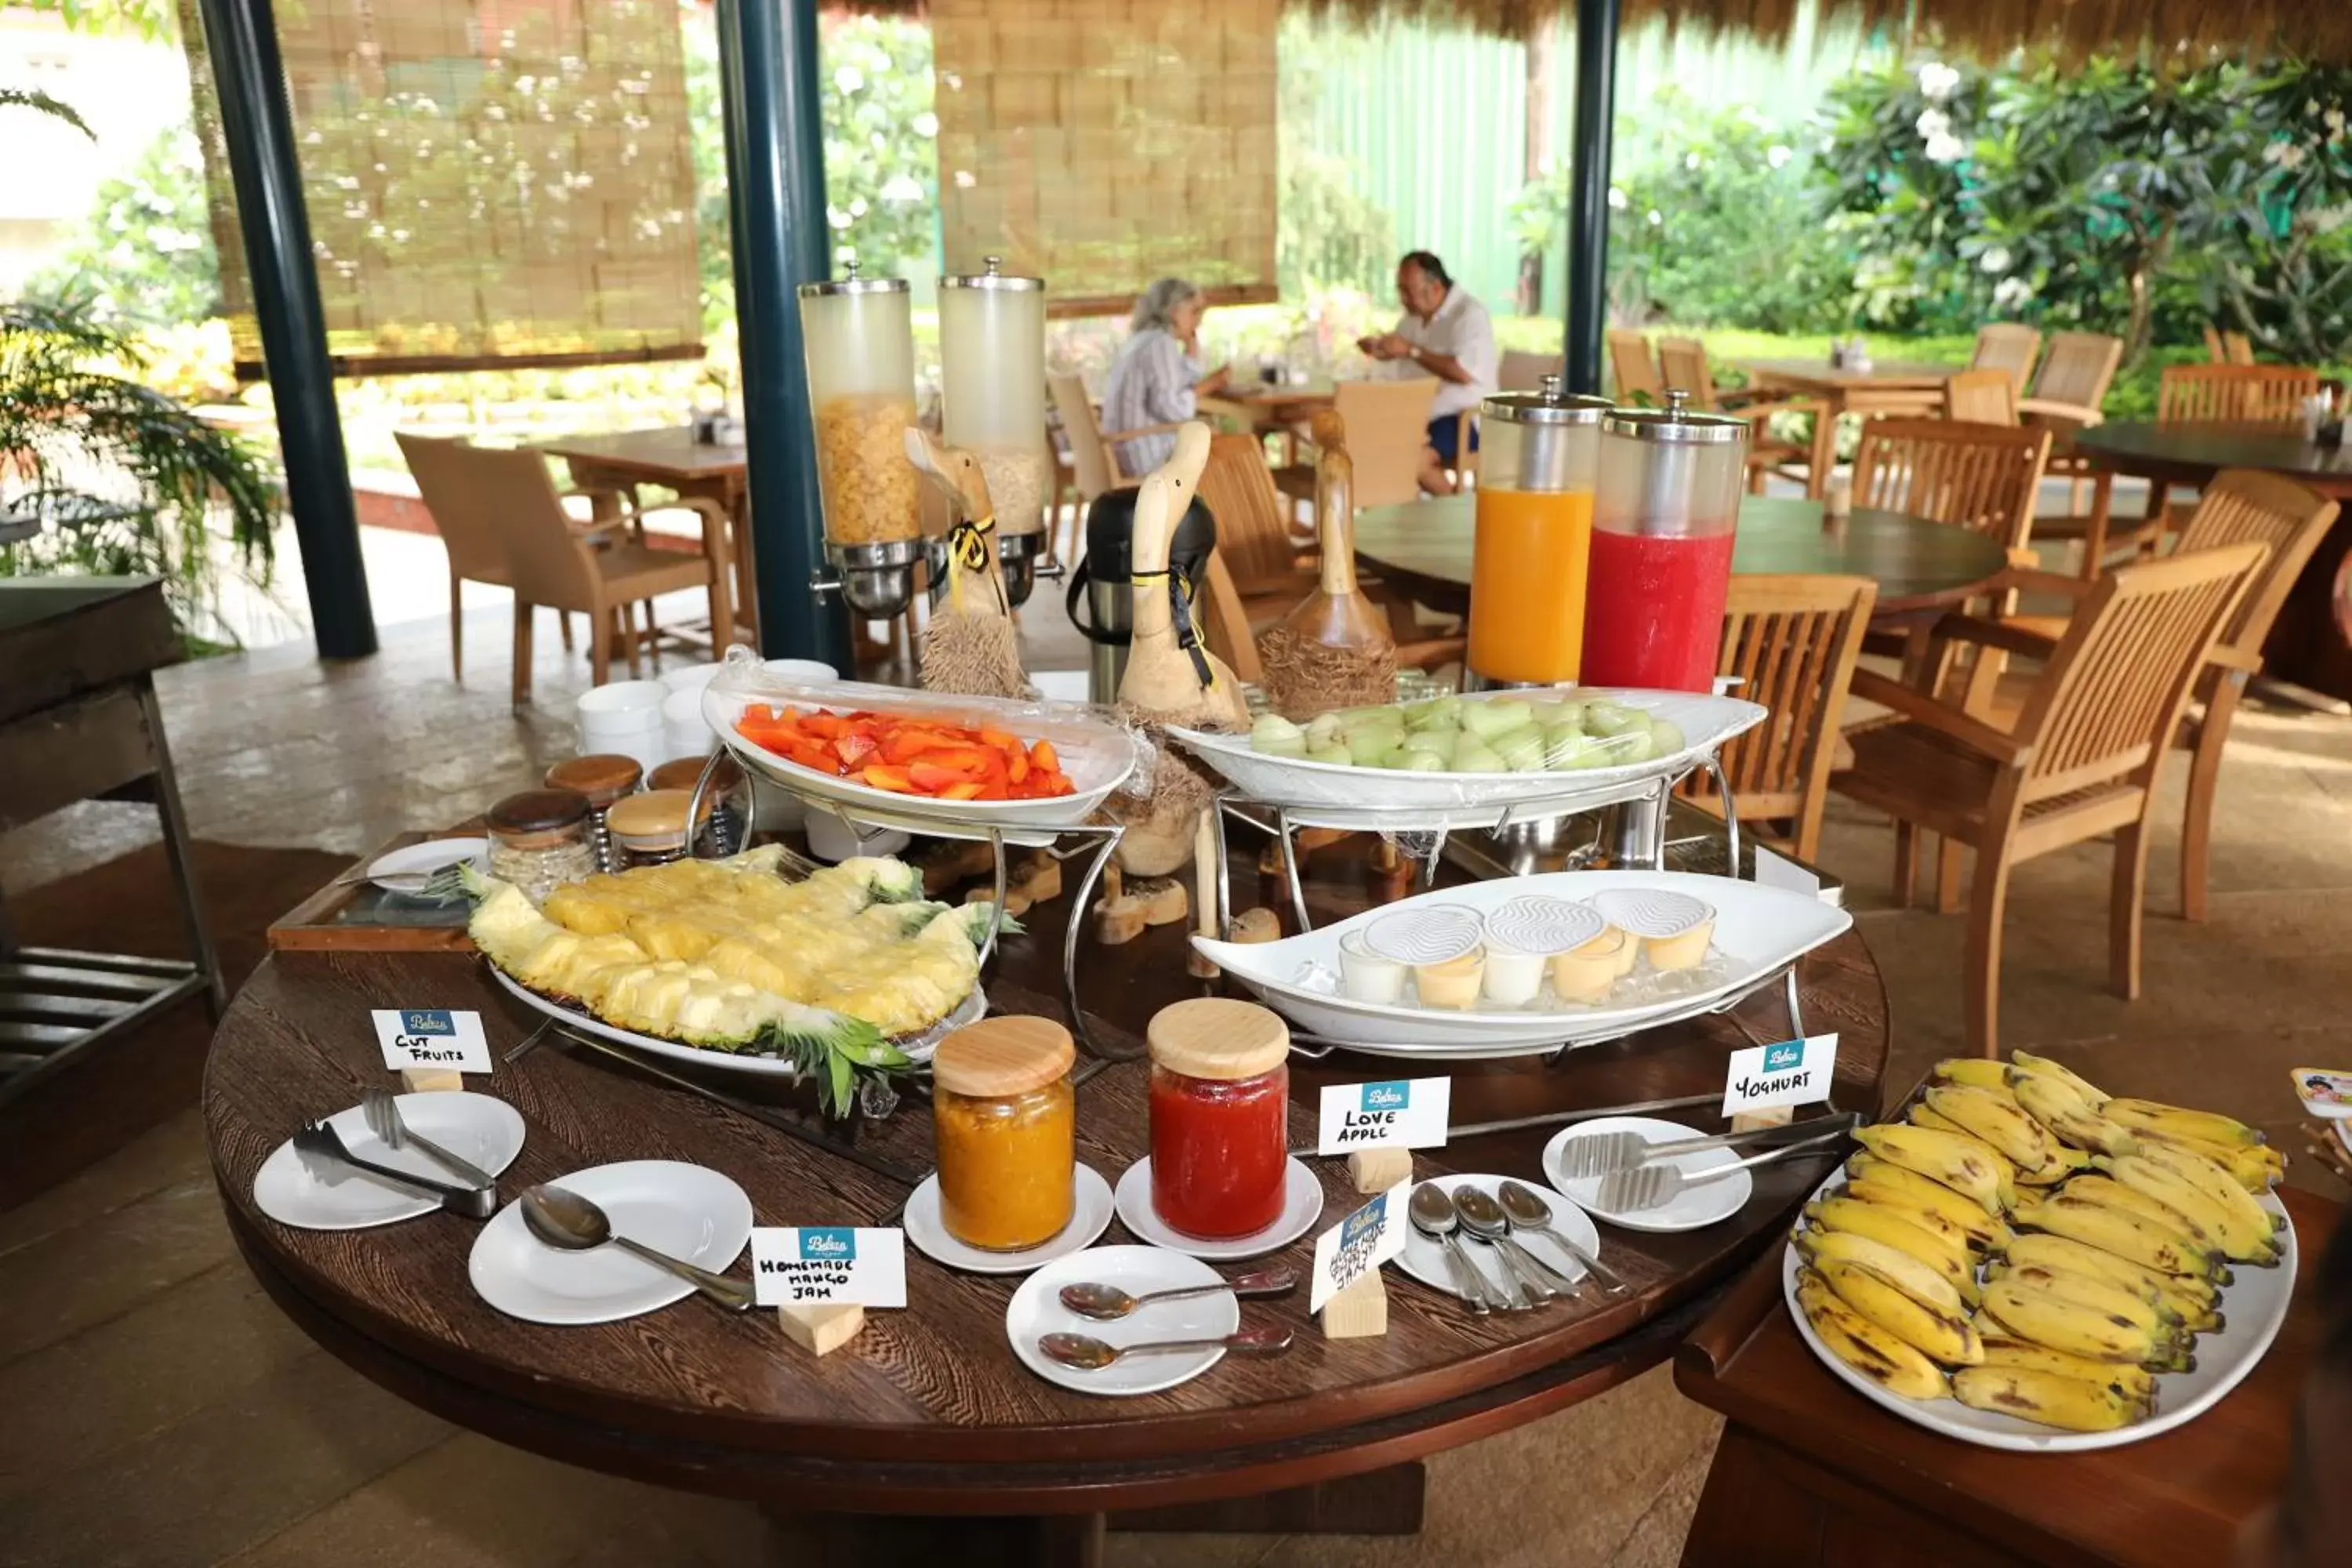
xmin=469 ymin=1160 xmax=754 ymax=1326
xmin=1006 ymin=1245 xmax=1240 ymax=1397
xmin=705 ymin=678 xmax=1137 ymax=833
xmin=488 ymin=965 xmax=983 ymax=1074
xmin=1394 ymin=1174 xmax=1602 ymax=1301
xmin=1543 ymin=1116 xmax=1756 ymax=1232
xmin=1190 ymin=871 xmax=1849 ymax=1052
xmin=1783 ymin=1163 xmax=2298 ymax=1454
xmin=904 ymin=1165 xmax=1116 ymax=1276
xmin=252 ymin=1092 xmax=526 ymax=1231
xmin=1169 ymin=688 xmax=1766 ymax=832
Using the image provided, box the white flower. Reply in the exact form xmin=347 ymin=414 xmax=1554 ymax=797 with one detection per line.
xmin=833 ymin=65 xmax=864 ymax=95
xmin=2313 ymin=204 xmax=2352 ymax=236
xmin=879 ymin=172 xmax=923 ymax=204
xmin=1979 ymin=245 xmax=2012 ymax=274
xmin=1915 ymin=108 xmax=1951 ymax=142
xmin=2326 ymin=107 xmax=2346 ymax=136
xmin=953 ymin=169 xmax=976 ymax=189
xmin=848 ymin=197 xmax=868 ymax=217
xmin=1684 ymin=151 xmax=1702 ymax=170
xmin=1606 ymin=186 xmax=1628 ymax=210
xmin=1925 ymin=132 xmax=1967 ymax=165
xmin=1646 ymin=209 xmax=1663 ymax=227
xmin=913 ymin=111 xmax=938 ymax=137
xmin=1992 ymin=277 xmax=2034 ymax=310
xmin=1917 ymin=62 xmax=1961 ymax=102
xmin=1767 ymin=144 xmax=1792 ymax=169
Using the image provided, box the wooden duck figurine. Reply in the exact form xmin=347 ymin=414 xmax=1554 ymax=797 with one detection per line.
xmin=903 ymin=427 xmax=1029 ymax=700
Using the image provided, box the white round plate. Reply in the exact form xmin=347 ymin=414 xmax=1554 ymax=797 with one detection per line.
xmin=1543 ymin=1115 xmax=1754 ymax=1232
xmin=904 ymin=1164 xmax=1115 ymax=1275
xmin=1784 ymin=1163 xmax=2298 ymax=1453
xmin=1394 ymin=1174 xmax=1602 ymax=1303
xmin=1113 ymin=1156 xmax=1324 ymax=1261
xmin=366 ymin=837 xmax=489 ymax=895
xmin=1005 ymin=1244 xmax=1240 ymax=1397
xmin=252 ymin=1092 xmax=524 ymax=1231
xmin=468 ymin=1160 xmax=753 ymax=1325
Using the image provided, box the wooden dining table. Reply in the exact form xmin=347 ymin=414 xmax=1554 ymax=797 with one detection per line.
xmin=1352 ymin=493 xmax=2013 ymax=622
xmin=535 ymin=426 xmax=758 ymax=645
xmin=1741 ymin=357 xmax=1962 ymax=419
xmin=1197 ymin=378 xmax=1340 ymax=441
xmin=204 ymin=833 xmax=1890 ymax=1564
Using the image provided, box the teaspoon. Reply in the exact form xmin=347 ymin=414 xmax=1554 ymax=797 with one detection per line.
xmin=1498 ymin=1180 xmax=1628 ymax=1294
xmin=1059 ymin=1268 xmax=1297 ymax=1321
xmin=1454 ymin=1185 xmax=1573 ymax=1302
xmin=1407 ymin=1181 xmax=1501 ymax=1314
xmin=1040 ymin=1325 xmax=1294 ymax=1370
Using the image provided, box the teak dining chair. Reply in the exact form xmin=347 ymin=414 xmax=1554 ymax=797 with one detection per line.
xmin=1969 ymin=323 xmax=2043 ymax=395
xmin=2015 ymin=331 xmax=2125 ymax=547
xmin=1198 ymin=432 xmax=1316 ymax=604
xmin=1275 ymin=379 xmax=1436 ymax=510
xmin=1047 ymin=372 xmax=1192 ymax=503
xmin=1657 ymin=336 xmax=1833 ymax=497
xmin=2203 ymin=325 xmax=2257 ymax=365
xmin=1680 ymin=574 xmax=1878 ymax=862
xmin=1943 ymin=368 xmax=2020 ymax=425
xmin=2158 ymin=363 xmax=2321 ymax=424
xmin=1499 ymin=350 xmax=1566 ymax=393
xmin=1833 ymin=540 xmax=2268 ymax=1056
xmin=1606 ymin=330 xmax=1664 ymax=404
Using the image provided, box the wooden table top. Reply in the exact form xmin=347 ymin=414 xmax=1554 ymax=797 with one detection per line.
xmin=1676 ymin=1185 xmax=2341 ymax=1568
xmin=535 ymin=426 xmax=749 ymax=483
xmin=205 ymin=838 xmax=1890 ymax=1513
xmin=1742 ymin=357 xmax=1959 ymax=391
xmin=1352 ymin=494 xmax=2011 ymax=618
xmin=2073 ymin=420 xmax=2352 ymax=495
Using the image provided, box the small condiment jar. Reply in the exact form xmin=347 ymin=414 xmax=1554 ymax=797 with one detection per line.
xmin=545 ymin=753 xmax=642 ymax=872
xmin=486 ymin=789 xmax=596 ymax=902
xmin=1147 ymin=998 xmax=1290 ymax=1240
xmin=605 ymin=789 xmax=708 ymax=869
xmin=930 ymin=1015 xmax=1077 ymax=1252
xmin=648 ymin=754 xmax=746 ymax=856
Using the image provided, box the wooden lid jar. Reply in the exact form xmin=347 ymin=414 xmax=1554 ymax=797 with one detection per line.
xmin=1146 ymin=998 xmax=1289 ymax=1081
xmin=1145 ymin=999 xmax=1290 ymax=1240
xmin=931 ymin=1016 xmax=1076 ymax=1252
xmin=543 ymin=754 xmax=642 ymax=808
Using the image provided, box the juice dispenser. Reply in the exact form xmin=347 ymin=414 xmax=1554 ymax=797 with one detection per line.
xmin=800 ymin=260 xmax=923 ymax=616
xmin=938 ymin=256 xmax=1057 ymax=608
xmin=1465 ymin=375 xmax=1611 ymax=687
xmin=1581 ymin=389 xmax=1748 ymax=693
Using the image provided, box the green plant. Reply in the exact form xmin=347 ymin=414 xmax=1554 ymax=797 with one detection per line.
xmin=27 ymin=119 xmax=220 ymax=329
xmin=1276 ymin=16 xmax=1396 ymax=298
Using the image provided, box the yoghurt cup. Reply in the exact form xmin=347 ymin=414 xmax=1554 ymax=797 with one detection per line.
xmin=1480 ymin=938 xmax=1547 ymax=1007
xmin=1552 ymin=929 xmax=1628 ymax=1003
xmin=1338 ymin=931 xmax=1407 ymax=1005
xmin=1644 ymin=920 xmax=1715 ymax=971
xmin=1414 ymin=949 xmax=1486 ymax=1011
xmin=1591 ymin=889 xmax=1716 ymax=972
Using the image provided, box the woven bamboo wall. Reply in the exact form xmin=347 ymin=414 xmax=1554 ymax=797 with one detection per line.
xmin=181 ymin=0 xmax=702 ymax=377
xmin=929 ymin=0 xmax=1281 ymax=317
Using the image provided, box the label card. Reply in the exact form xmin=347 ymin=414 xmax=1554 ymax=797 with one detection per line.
xmin=1722 ymin=1033 xmax=1839 ymax=1119
xmin=1752 ymin=844 xmax=1826 ymax=901
xmin=1316 ymin=1077 xmax=1452 ymax=1155
xmin=1308 ymin=1183 xmax=1410 ymax=1314
xmin=750 ymin=1227 xmax=907 ymax=1308
xmin=372 ymin=1008 xmax=491 ymax=1074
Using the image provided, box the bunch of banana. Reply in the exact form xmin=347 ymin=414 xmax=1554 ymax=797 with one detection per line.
xmin=1812 ymin=1256 xmax=1984 ymax=1366
xmin=2002 ymin=1233 xmax=2223 ymax=1331
xmin=2009 ymin=1051 xmax=2111 ymax=1109
xmin=1797 ymin=1218 xmax=1976 ymax=1308
xmin=2093 ymin=1152 xmax=2283 ymax=1266
xmin=1950 ymin=1366 xmax=2153 ymax=1433
xmin=1851 ymin=1124 xmax=2009 ymax=1217
xmin=2009 ymin=1070 xmax=2142 ymax=1160
xmin=1980 ymin=1276 xmax=2194 ymax=1370
xmin=2010 ymin=1192 xmax=2227 ymax=1281
xmin=1978 ymin=1334 xmax=2157 ymax=1403
xmin=1795 ymin=1268 xmax=1951 ymax=1399
xmin=1844 ymin=1154 xmax=2014 ymax=1250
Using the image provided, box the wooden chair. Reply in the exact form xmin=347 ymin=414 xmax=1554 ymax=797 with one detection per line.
xmin=1831 ymin=540 xmax=2268 ymax=1056
xmin=1680 ymin=574 xmax=1878 ymax=862
xmin=1274 ymin=379 xmax=1436 ymax=510
xmin=1046 ymin=372 xmax=1189 ymax=503
xmin=1942 ymin=368 xmax=2019 ymax=425
xmin=1657 ymin=336 xmax=1833 ymax=498
xmin=397 ymin=434 xmax=732 ymax=706
xmin=1197 ymin=433 xmax=1315 ymax=604
xmin=1499 ymin=350 xmax=1564 ymax=393
xmin=1969 ymin=323 xmax=2043 ymax=396
xmin=1606 ymin=330 xmax=1664 ymax=403
xmin=2158 ymin=363 xmax=2319 ymax=424
xmin=2203 ymin=325 xmax=2256 ymax=365
xmin=1199 ymin=546 xmax=1463 ymax=687
xmin=2015 ymin=331 xmax=2125 ymax=544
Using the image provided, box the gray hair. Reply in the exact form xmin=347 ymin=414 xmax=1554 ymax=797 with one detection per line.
xmin=1131 ymin=277 xmax=1203 ymax=336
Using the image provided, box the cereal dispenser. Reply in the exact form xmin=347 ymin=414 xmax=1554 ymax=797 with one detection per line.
xmin=800 ymin=260 xmax=923 ymax=617
xmin=938 ymin=256 xmax=1058 ymax=609
xmin=1581 ymin=389 xmax=1748 ymax=693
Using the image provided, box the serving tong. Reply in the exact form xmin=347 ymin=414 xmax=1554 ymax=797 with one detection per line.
xmin=1552 ymin=1112 xmax=1853 ymax=1181
xmin=1592 ymin=1118 xmax=1856 ymax=1214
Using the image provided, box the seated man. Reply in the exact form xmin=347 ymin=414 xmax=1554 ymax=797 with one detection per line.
xmin=1356 ymin=250 xmax=1499 ymax=495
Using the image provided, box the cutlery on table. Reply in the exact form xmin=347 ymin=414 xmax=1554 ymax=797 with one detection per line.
xmin=1551 ymin=1113 xmax=1857 ymax=1181
xmin=333 ymin=863 xmax=468 ymax=901
xmin=1407 ymin=1182 xmax=1504 ymax=1314
xmin=291 ymin=1120 xmax=498 ymax=1220
xmin=1593 ymin=1123 xmax=1855 ymax=1214
xmin=1058 ymin=1268 xmax=1297 ymax=1322
xmin=361 ymin=1087 xmax=494 ymax=1189
xmin=519 ymin=1183 xmax=754 ymax=1313
xmin=1453 ymin=1185 xmax=1573 ymax=1301
xmin=1039 ymin=1326 xmax=1294 ymax=1370
xmin=1497 ymin=1180 xmax=1629 ymax=1294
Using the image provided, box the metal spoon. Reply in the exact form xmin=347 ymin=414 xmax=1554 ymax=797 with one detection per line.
xmin=1454 ymin=1185 xmax=1573 ymax=1301
xmin=1498 ymin=1180 xmax=1629 ymax=1294
xmin=1059 ymin=1268 xmax=1298 ymax=1321
xmin=361 ymin=1088 xmax=493 ymax=1189
xmin=518 ymin=1184 xmax=754 ymax=1313
xmin=1406 ymin=1181 xmax=1500 ymax=1314
xmin=1040 ymin=1325 xmax=1294 ymax=1370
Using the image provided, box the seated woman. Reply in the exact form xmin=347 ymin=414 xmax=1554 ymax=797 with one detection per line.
xmin=1101 ymin=278 xmax=1230 ymax=477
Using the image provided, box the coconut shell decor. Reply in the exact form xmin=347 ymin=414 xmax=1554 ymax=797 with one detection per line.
xmin=904 ymin=427 xmax=1031 ymax=701
xmin=1257 ymin=408 xmax=1396 ymax=721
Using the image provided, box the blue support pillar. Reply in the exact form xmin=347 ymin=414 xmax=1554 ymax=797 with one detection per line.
xmin=715 ymin=0 xmax=854 ymax=666
xmin=1563 ymin=0 xmax=1621 ymax=397
xmin=194 ymin=0 xmax=376 ymax=659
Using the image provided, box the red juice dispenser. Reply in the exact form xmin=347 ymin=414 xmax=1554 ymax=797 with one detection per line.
xmin=1581 ymin=390 xmax=1748 ymax=692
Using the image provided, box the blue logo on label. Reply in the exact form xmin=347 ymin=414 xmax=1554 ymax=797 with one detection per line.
xmin=1361 ymin=1081 xmax=1410 ymax=1112
xmin=1340 ymin=1193 xmax=1388 ymax=1246
xmin=1764 ymin=1041 xmax=1803 ymax=1072
xmin=404 ymin=1009 xmax=455 ymax=1035
xmin=800 ymin=1227 xmax=856 ymax=1261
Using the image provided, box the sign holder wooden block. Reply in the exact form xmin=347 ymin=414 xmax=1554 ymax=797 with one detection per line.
xmin=1320 ymin=1272 xmax=1387 ymax=1339
xmin=399 ymin=1066 xmax=464 ymax=1094
xmin=1346 ymin=1146 xmax=1413 ymax=1194
xmin=777 ymin=1301 xmax=865 ymax=1356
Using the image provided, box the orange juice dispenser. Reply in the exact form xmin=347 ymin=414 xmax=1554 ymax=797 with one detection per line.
xmin=1581 ymin=390 xmax=1748 ymax=692
xmin=1465 ymin=376 xmax=1611 ymax=687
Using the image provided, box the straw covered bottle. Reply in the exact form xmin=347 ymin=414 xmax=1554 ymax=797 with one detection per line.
xmin=1257 ymin=409 xmax=1396 ymax=719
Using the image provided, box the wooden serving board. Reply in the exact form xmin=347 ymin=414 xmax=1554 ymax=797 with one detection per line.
xmin=267 ymin=830 xmax=479 ymax=953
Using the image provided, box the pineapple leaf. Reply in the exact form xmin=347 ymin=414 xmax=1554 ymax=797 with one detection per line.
xmin=956 ymin=902 xmax=1025 ymax=944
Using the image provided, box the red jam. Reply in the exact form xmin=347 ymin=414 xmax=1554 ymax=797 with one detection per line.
xmin=1149 ymin=1062 xmax=1289 ymax=1239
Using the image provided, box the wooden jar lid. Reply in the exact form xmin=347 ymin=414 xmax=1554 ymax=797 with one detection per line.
xmin=1148 ymin=998 xmax=1288 ymax=1080
xmin=545 ymin=753 xmax=643 ymax=804
xmin=648 ymin=754 xmax=742 ymax=793
xmin=606 ymin=789 xmax=708 ymax=844
xmin=932 ymin=1016 xmax=1076 ymax=1098
xmin=488 ymin=788 xmax=590 ymax=834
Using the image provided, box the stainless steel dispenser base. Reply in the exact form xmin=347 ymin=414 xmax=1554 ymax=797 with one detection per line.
xmin=994 ymin=529 xmax=1061 ymax=610
xmin=814 ymin=538 xmax=925 ymax=619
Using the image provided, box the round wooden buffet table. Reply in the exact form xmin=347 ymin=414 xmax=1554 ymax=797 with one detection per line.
xmin=1352 ymin=492 xmax=2012 ymax=621
xmin=205 ymin=838 xmax=1889 ymax=1559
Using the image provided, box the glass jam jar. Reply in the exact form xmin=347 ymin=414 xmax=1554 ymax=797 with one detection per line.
xmin=1148 ymin=998 xmax=1291 ymax=1240
xmin=931 ymin=1016 xmax=1077 ymax=1251
xmin=544 ymin=753 xmax=641 ymax=873
xmin=604 ymin=789 xmax=706 ymax=869
xmin=648 ymin=754 xmax=746 ymax=857
xmin=486 ymin=789 xmax=595 ymax=902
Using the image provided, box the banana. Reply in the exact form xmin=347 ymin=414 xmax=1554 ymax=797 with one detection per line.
xmin=1910 ymin=1104 xmax=1971 ymax=1137
xmin=1999 ymin=1231 xmax=2223 ymax=1327
xmin=2133 ymin=1127 xmax=2285 ymax=1193
xmin=2016 ymin=1144 xmax=2092 ymax=1186
xmin=1951 ymin=1365 xmax=2151 ymax=1433
xmin=1796 ymin=1267 xmax=1951 ymax=1400
xmin=1853 ymin=1124 xmax=2007 ymax=1217
xmin=1817 ymin=1257 xmax=1984 ymax=1367
xmin=1845 ymin=1164 xmax=2014 ymax=1250
xmin=2009 ymin=1072 xmax=2141 ymax=1158
xmin=1978 ymin=1334 xmax=2158 ymax=1403
xmin=1796 ymin=1222 xmax=1972 ymax=1312
xmin=1978 ymin=1276 xmax=2171 ymax=1364
xmin=2062 ymin=1174 xmax=2217 ymax=1250
xmin=1984 ymin=1261 xmax=2180 ymax=1335
xmin=2102 ymin=1098 xmax=2264 ymax=1150
xmin=2009 ymin=1051 xmax=2110 ymax=1109
xmin=2099 ymin=1152 xmax=2282 ymax=1265
xmin=1809 ymin=1193 xmax=1975 ymax=1272
xmin=2011 ymin=1192 xmax=2224 ymax=1280
xmin=1925 ymin=1083 xmax=2056 ymax=1171
xmin=1933 ymin=1058 xmax=2012 ymax=1091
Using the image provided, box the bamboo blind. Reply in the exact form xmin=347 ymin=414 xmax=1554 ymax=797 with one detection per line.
xmin=928 ymin=0 xmax=1281 ymax=318
xmin=180 ymin=0 xmax=702 ymax=377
